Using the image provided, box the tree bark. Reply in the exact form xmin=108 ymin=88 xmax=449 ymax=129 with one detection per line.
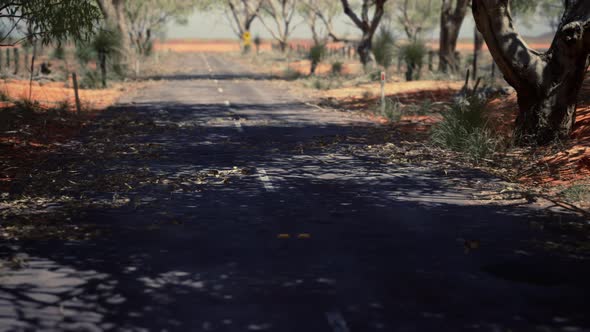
xmin=473 ymin=0 xmax=590 ymax=145
xmin=99 ymin=51 xmax=107 ymax=88
xmin=97 ymin=0 xmax=132 ymax=60
xmin=357 ymin=35 xmax=373 ymax=66
xmin=472 ymin=27 xmax=484 ymax=80
xmin=340 ymin=0 xmax=387 ymax=66
xmin=439 ymin=0 xmax=469 ymax=73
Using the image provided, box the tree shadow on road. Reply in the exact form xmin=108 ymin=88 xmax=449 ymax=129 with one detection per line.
xmin=2 ymin=99 xmax=590 ymax=331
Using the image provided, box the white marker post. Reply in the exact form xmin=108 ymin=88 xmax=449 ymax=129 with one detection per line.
xmin=380 ymin=71 xmax=386 ymax=114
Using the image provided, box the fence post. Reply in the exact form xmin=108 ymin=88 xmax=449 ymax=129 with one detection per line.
xmin=72 ymin=73 xmax=82 ymax=116
xmin=6 ymin=48 xmax=10 ymax=70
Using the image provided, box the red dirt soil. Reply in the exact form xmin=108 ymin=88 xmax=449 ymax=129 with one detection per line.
xmin=0 ymin=78 xmax=127 ymax=191
xmin=486 ymin=85 xmax=590 ymax=186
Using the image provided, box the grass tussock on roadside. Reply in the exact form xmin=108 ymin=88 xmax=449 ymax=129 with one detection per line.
xmin=431 ymin=95 xmax=500 ymax=164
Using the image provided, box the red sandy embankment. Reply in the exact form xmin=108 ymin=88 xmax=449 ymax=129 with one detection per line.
xmin=465 ymin=88 xmax=589 ymax=186
xmin=0 ymin=79 xmax=123 ymax=111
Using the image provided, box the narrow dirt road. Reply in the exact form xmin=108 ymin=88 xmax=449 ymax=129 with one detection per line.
xmin=1 ymin=54 xmax=589 ymax=332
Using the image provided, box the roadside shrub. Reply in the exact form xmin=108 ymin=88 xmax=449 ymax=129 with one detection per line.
xmin=0 ymin=89 xmax=10 ymax=102
xmin=400 ymin=41 xmax=427 ymax=81
xmin=52 ymin=45 xmax=66 ymax=60
xmin=331 ymin=61 xmax=343 ymax=75
xmin=283 ymin=67 xmax=302 ymax=80
xmin=369 ymin=70 xmax=382 ymax=81
xmin=372 ymin=27 xmax=396 ymax=70
xmin=254 ymin=35 xmax=262 ymax=54
xmin=56 ymin=99 xmax=71 ymax=113
xmin=75 ymin=42 xmax=94 ymax=65
xmin=92 ymin=28 xmax=122 ymax=59
xmin=431 ymin=96 xmax=497 ymax=163
xmin=413 ymin=99 xmax=433 ymax=115
xmin=14 ymin=99 xmax=40 ymax=117
xmin=362 ymin=90 xmax=374 ymax=99
xmin=377 ymin=97 xmax=403 ymax=123
xmin=80 ymin=70 xmax=101 ymax=89
xmin=560 ymin=184 xmax=590 ymax=203
xmin=309 ymin=43 xmax=326 ymax=75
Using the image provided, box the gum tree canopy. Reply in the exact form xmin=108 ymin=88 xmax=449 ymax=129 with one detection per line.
xmin=473 ymin=0 xmax=590 ymax=145
xmin=0 ymin=0 xmax=100 ymax=45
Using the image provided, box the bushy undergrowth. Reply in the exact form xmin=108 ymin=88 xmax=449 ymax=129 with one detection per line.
xmin=283 ymin=67 xmax=302 ymax=80
xmin=309 ymin=43 xmax=326 ymax=75
xmin=377 ymin=97 xmax=402 ymax=123
xmin=0 ymin=89 xmax=10 ymax=102
xmin=431 ymin=96 xmax=498 ymax=163
xmin=400 ymin=41 xmax=427 ymax=81
xmin=372 ymin=27 xmax=396 ymax=70
xmin=80 ymin=70 xmax=102 ymax=89
xmin=560 ymin=184 xmax=590 ymax=203
xmin=331 ymin=61 xmax=343 ymax=75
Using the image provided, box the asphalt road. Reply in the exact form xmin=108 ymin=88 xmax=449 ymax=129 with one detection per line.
xmin=1 ymin=54 xmax=589 ymax=332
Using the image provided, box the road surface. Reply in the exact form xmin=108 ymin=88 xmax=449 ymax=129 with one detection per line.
xmin=1 ymin=54 xmax=589 ymax=332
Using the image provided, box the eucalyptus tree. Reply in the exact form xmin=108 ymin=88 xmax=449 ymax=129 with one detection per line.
xmin=473 ymin=0 xmax=588 ymax=145
xmin=439 ymin=0 xmax=469 ymax=73
xmin=300 ymin=0 xmax=344 ymax=45
xmin=340 ymin=0 xmax=389 ymax=66
xmin=393 ymin=0 xmax=438 ymax=42
xmin=126 ymin=0 xmax=206 ymax=56
xmin=96 ymin=0 xmax=132 ymax=59
xmin=259 ymin=0 xmax=299 ymax=53
xmin=224 ymin=0 xmax=265 ymax=42
xmin=0 ymin=0 xmax=100 ymax=46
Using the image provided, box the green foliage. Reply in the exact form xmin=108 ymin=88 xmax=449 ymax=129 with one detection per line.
xmin=126 ymin=0 xmax=203 ymax=56
xmin=14 ymin=99 xmax=40 ymax=116
xmin=0 ymin=89 xmax=10 ymax=102
xmin=56 ymin=99 xmax=71 ymax=113
xmin=431 ymin=96 xmax=498 ymax=163
xmin=309 ymin=43 xmax=326 ymax=65
xmin=283 ymin=67 xmax=302 ymax=80
xmin=390 ymin=0 xmax=438 ymax=41
xmin=378 ymin=98 xmax=403 ymax=123
xmin=79 ymin=70 xmax=101 ymax=89
xmin=52 ymin=45 xmax=66 ymax=60
xmin=406 ymin=99 xmax=433 ymax=115
xmin=92 ymin=28 xmax=123 ymax=58
xmin=331 ymin=61 xmax=343 ymax=75
xmin=560 ymin=184 xmax=590 ymax=203
xmin=372 ymin=27 xmax=396 ymax=69
xmin=0 ymin=0 xmax=100 ymax=45
xmin=400 ymin=41 xmax=427 ymax=81
xmin=75 ymin=42 xmax=94 ymax=65
xmin=254 ymin=35 xmax=262 ymax=49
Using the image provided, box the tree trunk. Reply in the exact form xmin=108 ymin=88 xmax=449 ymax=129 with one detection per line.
xmin=97 ymin=0 xmax=132 ymax=61
xmin=340 ymin=0 xmax=386 ymax=66
xmin=357 ymin=34 xmax=373 ymax=67
xmin=310 ymin=61 xmax=318 ymax=75
xmin=279 ymin=41 xmax=287 ymax=53
xmin=472 ymin=28 xmax=484 ymax=80
xmin=99 ymin=51 xmax=107 ymax=88
xmin=439 ymin=0 xmax=469 ymax=73
xmin=473 ymin=0 xmax=590 ymax=145
xmin=13 ymin=48 xmax=18 ymax=75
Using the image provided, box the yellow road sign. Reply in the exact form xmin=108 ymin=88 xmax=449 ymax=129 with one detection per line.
xmin=243 ymin=31 xmax=252 ymax=46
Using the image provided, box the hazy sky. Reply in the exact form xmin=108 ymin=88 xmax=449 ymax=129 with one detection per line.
xmin=166 ymin=11 xmax=553 ymax=41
